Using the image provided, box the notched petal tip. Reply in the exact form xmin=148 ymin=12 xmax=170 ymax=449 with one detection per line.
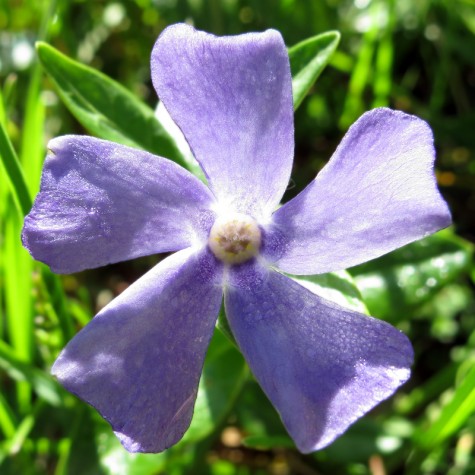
xmin=225 ymin=265 xmax=414 ymax=453
xmin=300 ymin=323 xmax=413 ymax=453
xmin=270 ymin=106 xmax=452 ymax=275
xmin=49 ymin=249 xmax=223 ymax=454
xmin=46 ymin=135 xmax=75 ymax=156
xmin=22 ymin=135 xmax=216 ymax=274
xmin=151 ymin=22 xmax=294 ymax=218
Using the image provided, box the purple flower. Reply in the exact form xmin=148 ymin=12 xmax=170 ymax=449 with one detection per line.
xmin=22 ymin=24 xmax=451 ymax=453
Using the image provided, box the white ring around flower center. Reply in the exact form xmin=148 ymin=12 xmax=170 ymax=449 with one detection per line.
xmin=208 ymin=213 xmax=261 ymax=264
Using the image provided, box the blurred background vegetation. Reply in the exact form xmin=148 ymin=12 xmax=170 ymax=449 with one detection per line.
xmin=1 ymin=0 xmax=475 ymax=474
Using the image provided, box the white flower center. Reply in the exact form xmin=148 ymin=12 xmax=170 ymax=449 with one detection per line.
xmin=208 ymin=213 xmax=261 ymax=264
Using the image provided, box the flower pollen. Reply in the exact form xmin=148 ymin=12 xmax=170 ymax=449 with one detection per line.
xmin=208 ymin=213 xmax=261 ymax=264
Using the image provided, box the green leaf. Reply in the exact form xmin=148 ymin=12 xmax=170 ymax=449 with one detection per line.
xmin=0 ymin=120 xmax=32 ymax=217
xmin=36 ymin=42 xmax=187 ymax=169
xmin=289 ymin=270 xmax=368 ymax=314
xmin=351 ymin=231 xmax=473 ymax=320
xmin=99 ymin=442 xmax=166 ymax=475
xmin=180 ymin=330 xmax=248 ymax=444
xmin=216 ymin=304 xmax=237 ymax=346
xmin=97 ymin=331 xmax=246 ymax=475
xmin=235 ymin=379 xmax=289 ymax=443
xmin=289 ymin=31 xmax=340 ymax=110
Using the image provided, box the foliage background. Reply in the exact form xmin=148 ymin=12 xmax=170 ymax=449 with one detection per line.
xmin=1 ymin=0 xmax=475 ymax=474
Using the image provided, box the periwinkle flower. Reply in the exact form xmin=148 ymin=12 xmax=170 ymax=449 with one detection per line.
xmin=22 ymin=24 xmax=451 ymax=453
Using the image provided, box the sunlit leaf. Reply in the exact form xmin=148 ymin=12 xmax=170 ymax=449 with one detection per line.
xmin=3 ymin=208 xmax=33 ymax=411
xmin=99 ymin=442 xmax=166 ymax=475
xmin=351 ymin=231 xmax=473 ymax=320
xmin=289 ymin=31 xmax=340 ymax=110
xmin=216 ymin=304 xmax=236 ymax=346
xmin=290 ymin=270 xmax=368 ymax=314
xmin=36 ymin=42 xmax=187 ymax=168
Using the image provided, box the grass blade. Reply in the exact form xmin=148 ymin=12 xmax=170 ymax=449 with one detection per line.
xmin=0 ymin=340 xmax=63 ymax=406
xmin=0 ymin=122 xmax=32 ymax=217
xmin=415 ymin=363 xmax=475 ymax=449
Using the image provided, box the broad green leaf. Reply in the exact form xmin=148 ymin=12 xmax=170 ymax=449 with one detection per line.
xmin=99 ymin=440 xmax=166 ymax=475
xmin=98 ymin=429 xmax=195 ymax=475
xmin=235 ymin=379 xmax=289 ymax=445
xmin=290 ymin=270 xmax=368 ymax=314
xmin=351 ymin=231 xmax=473 ymax=320
xmin=180 ymin=330 xmax=248 ymax=444
xmin=155 ymin=102 xmax=206 ymax=181
xmin=36 ymin=43 xmax=187 ymax=169
xmin=414 ymin=362 xmax=475 ymax=449
xmin=0 ymin=120 xmax=32 ymax=217
xmin=289 ymin=31 xmax=340 ymax=110
xmin=216 ymin=304 xmax=236 ymax=345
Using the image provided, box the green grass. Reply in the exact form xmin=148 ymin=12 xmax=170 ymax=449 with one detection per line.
xmin=1 ymin=0 xmax=475 ymax=473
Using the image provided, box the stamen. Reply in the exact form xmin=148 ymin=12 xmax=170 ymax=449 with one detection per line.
xmin=208 ymin=213 xmax=261 ymax=264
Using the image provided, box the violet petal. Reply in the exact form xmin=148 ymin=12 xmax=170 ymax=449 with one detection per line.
xmin=267 ymin=108 xmax=452 ymax=275
xmin=52 ymin=247 xmax=223 ymax=453
xmin=151 ymin=24 xmax=294 ymax=219
xmin=22 ymin=136 xmax=216 ymax=273
xmin=225 ymin=262 xmax=413 ymax=452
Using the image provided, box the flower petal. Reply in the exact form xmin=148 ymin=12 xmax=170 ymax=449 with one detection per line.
xmin=267 ymin=108 xmax=451 ymax=275
xmin=225 ymin=263 xmax=413 ymax=453
xmin=151 ymin=24 xmax=294 ymax=218
xmin=52 ymin=247 xmax=223 ymax=453
xmin=22 ymin=136 xmax=216 ymax=273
